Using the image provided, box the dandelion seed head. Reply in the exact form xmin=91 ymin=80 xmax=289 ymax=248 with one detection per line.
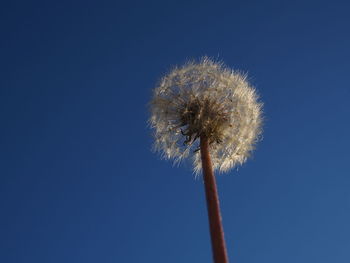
xmin=149 ymin=57 xmax=263 ymax=173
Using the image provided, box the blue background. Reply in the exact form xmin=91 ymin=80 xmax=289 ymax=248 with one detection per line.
xmin=1 ymin=0 xmax=350 ymax=262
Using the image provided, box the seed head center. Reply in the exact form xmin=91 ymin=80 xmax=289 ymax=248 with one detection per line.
xmin=179 ymin=97 xmax=229 ymax=145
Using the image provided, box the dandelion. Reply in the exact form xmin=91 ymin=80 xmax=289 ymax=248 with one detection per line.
xmin=149 ymin=57 xmax=263 ymax=263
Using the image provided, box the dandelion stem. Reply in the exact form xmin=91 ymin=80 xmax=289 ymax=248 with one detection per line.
xmin=200 ymin=135 xmax=229 ymax=263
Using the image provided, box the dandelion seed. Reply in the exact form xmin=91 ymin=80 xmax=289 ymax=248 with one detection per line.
xmin=149 ymin=57 xmax=263 ymax=263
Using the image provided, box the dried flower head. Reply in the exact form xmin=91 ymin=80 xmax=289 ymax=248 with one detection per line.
xmin=150 ymin=57 xmax=263 ymax=173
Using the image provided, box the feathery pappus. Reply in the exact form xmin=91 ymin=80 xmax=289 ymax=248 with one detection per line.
xmin=149 ymin=57 xmax=263 ymax=173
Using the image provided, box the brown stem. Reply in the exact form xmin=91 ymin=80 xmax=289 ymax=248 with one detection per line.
xmin=200 ymin=135 xmax=229 ymax=263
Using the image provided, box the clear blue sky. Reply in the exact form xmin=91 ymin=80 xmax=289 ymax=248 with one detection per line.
xmin=1 ymin=0 xmax=350 ymax=262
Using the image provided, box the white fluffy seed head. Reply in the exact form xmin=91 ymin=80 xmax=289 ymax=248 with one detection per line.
xmin=149 ymin=57 xmax=263 ymax=173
